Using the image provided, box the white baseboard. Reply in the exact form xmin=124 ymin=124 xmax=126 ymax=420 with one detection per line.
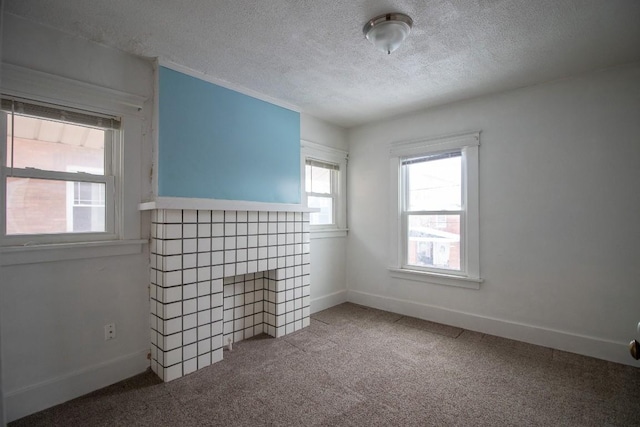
xmin=347 ymin=290 xmax=637 ymax=367
xmin=0 ymin=389 xmax=5 ymax=427
xmin=5 ymin=349 xmax=149 ymax=423
xmin=311 ymin=290 xmax=348 ymax=314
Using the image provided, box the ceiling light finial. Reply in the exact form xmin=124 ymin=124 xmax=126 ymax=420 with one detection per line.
xmin=363 ymin=12 xmax=413 ymax=54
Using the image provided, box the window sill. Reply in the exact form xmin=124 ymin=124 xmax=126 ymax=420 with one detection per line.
xmin=0 ymin=239 xmax=147 ymax=266
xmin=389 ymin=267 xmax=482 ymax=290
xmin=310 ymin=228 xmax=348 ymax=239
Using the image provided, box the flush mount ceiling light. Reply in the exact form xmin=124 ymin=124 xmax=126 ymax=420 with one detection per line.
xmin=363 ymin=12 xmax=413 ymax=54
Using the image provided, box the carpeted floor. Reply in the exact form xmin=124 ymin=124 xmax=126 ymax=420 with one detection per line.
xmin=10 ymin=303 xmax=640 ymax=426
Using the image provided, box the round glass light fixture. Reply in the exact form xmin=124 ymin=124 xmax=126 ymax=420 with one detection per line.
xmin=363 ymin=13 xmax=413 ymax=54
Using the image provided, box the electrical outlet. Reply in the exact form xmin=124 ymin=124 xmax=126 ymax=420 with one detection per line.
xmin=104 ymin=323 xmax=116 ymax=341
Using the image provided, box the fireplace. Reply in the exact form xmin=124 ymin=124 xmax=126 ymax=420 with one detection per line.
xmin=145 ymin=205 xmax=311 ymax=381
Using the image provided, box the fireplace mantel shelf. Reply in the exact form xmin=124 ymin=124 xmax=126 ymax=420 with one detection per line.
xmin=139 ymin=196 xmax=317 ymax=213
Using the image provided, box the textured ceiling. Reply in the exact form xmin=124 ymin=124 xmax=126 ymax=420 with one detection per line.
xmin=5 ymin=0 xmax=640 ymax=128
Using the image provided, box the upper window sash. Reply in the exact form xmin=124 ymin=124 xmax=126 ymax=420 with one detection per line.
xmin=401 ymin=149 xmax=463 ymax=214
xmin=305 ymin=158 xmax=338 ymax=197
xmin=1 ymin=99 xmax=117 ymax=177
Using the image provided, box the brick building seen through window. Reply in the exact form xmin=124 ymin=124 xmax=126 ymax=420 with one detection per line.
xmin=5 ymin=113 xmax=106 ymax=235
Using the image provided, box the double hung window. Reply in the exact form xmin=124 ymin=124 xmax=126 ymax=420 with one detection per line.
xmin=402 ymin=151 xmax=463 ymax=272
xmin=305 ymin=159 xmax=338 ymax=226
xmin=301 ymin=140 xmax=348 ymax=238
xmin=1 ymin=97 xmax=120 ymax=244
xmin=390 ymin=132 xmax=481 ymax=288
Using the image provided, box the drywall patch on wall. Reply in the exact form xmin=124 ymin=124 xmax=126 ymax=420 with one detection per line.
xmin=158 ymin=66 xmax=301 ymax=204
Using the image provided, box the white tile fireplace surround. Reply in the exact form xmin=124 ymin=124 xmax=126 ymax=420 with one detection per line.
xmin=144 ymin=201 xmax=311 ymax=382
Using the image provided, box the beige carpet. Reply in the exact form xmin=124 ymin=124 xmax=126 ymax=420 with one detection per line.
xmin=11 ymin=303 xmax=640 ymax=426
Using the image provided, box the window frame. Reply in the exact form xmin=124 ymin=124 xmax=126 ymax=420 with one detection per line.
xmin=0 ymin=98 xmax=120 ymax=245
xmin=301 ymin=140 xmax=348 ymax=239
xmin=389 ymin=131 xmax=482 ymax=289
xmin=0 ymin=62 xmax=147 ymax=261
xmin=305 ymin=159 xmax=339 ymax=227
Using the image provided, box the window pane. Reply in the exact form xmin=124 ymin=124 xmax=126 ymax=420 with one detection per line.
xmin=405 ymin=153 xmax=461 ymax=211
xmin=308 ymin=196 xmax=333 ymax=225
xmin=311 ymin=165 xmax=332 ymax=194
xmin=74 ymin=181 xmax=105 ymax=205
xmin=72 ymin=182 xmax=106 ymax=232
xmin=6 ymin=177 xmax=106 ymax=235
xmin=6 ymin=114 xmax=105 ymax=174
xmin=72 ymin=206 xmax=105 ymax=232
xmin=407 ymin=214 xmax=460 ymax=271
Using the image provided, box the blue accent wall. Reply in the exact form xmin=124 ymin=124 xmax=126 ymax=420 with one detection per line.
xmin=158 ymin=66 xmax=301 ymax=203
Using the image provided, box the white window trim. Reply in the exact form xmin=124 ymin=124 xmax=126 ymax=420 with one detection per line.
xmin=301 ymin=140 xmax=348 ymax=239
xmin=0 ymin=239 xmax=146 ymax=266
xmin=389 ymin=131 xmax=482 ymax=289
xmin=0 ymin=62 xmax=147 ymax=261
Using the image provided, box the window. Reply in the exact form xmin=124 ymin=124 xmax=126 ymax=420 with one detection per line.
xmin=306 ymin=159 xmax=338 ymax=226
xmin=403 ymin=151 xmax=462 ymax=271
xmin=389 ymin=132 xmax=481 ymax=288
xmin=1 ymin=97 xmax=120 ymax=244
xmin=301 ymin=140 xmax=347 ymax=238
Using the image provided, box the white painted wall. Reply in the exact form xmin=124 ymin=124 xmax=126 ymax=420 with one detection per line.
xmin=347 ymin=62 xmax=640 ymax=366
xmin=0 ymin=14 xmax=153 ymax=422
xmin=0 ymin=5 xmax=5 ymax=426
xmin=301 ymin=114 xmax=349 ymax=312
